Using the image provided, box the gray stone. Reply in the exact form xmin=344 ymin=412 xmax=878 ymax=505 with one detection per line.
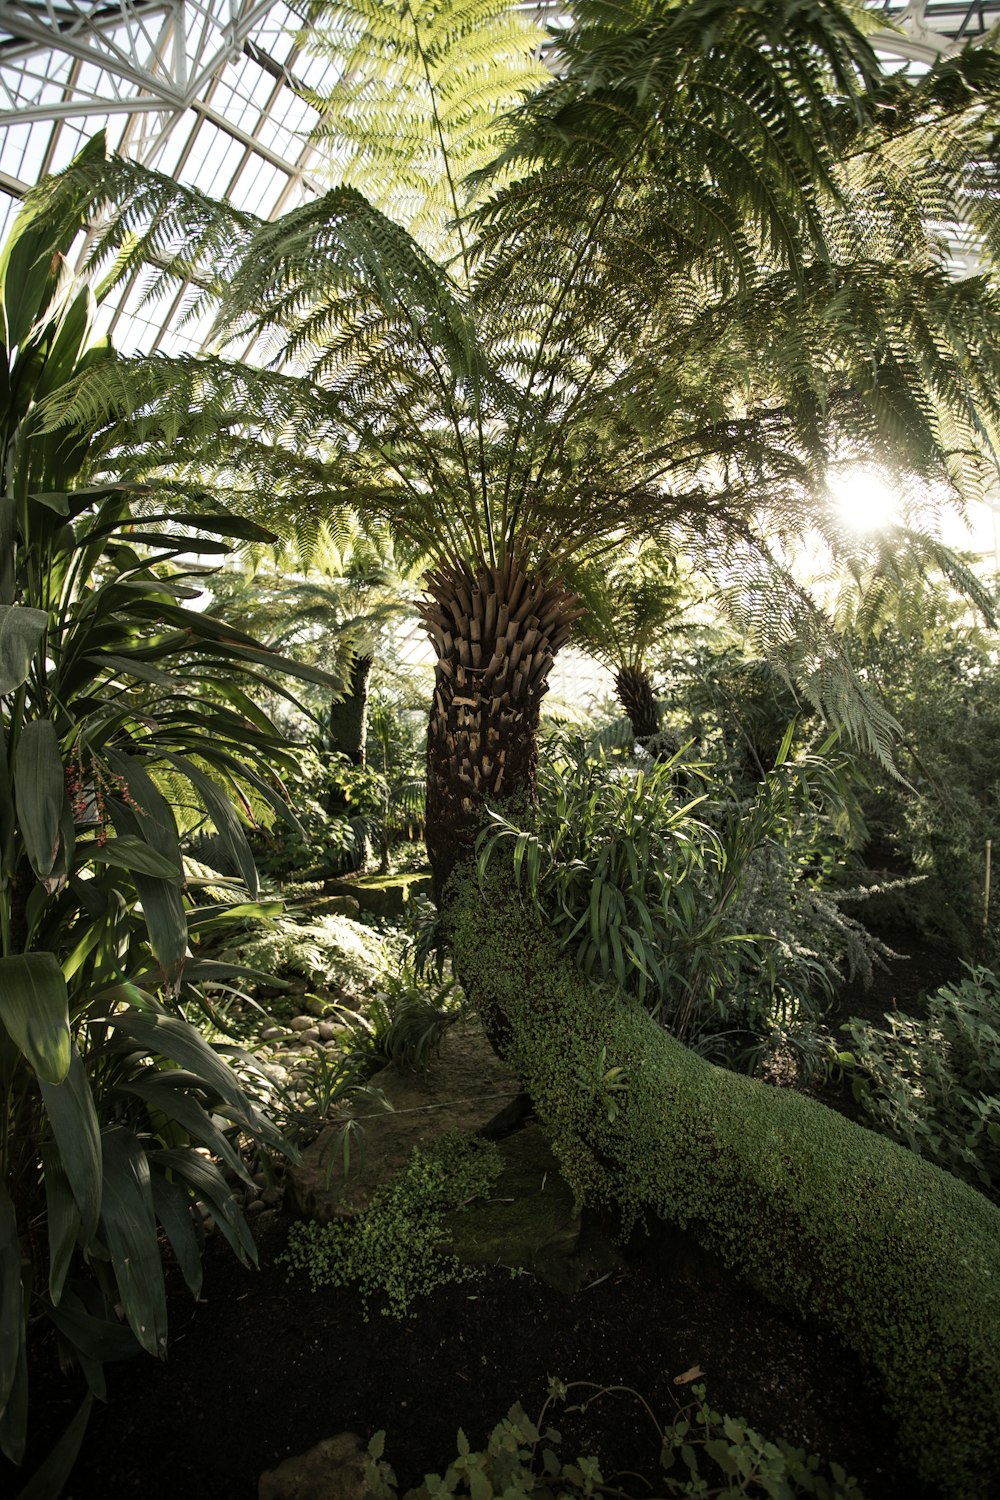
xmin=289 ymin=1016 xmax=314 ymax=1033
xmin=261 ymin=1027 xmax=285 ymax=1041
xmin=258 ymin=1433 xmax=368 ymax=1500
xmin=317 ymin=1022 xmax=337 ymax=1042
xmin=285 ymin=1022 xmax=521 ymax=1221
xmin=443 ymin=1123 xmax=622 ymax=1294
xmin=302 ymin=1027 xmax=321 ymax=1042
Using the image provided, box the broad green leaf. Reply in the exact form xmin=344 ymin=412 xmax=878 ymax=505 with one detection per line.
xmin=150 ymin=1173 xmax=203 ymax=1301
xmin=113 ymin=1009 xmax=252 ymax=1120
xmin=166 ymin=755 xmax=258 ymax=898
xmin=43 ymin=1288 xmax=141 ymax=1365
xmin=88 ymin=835 xmax=181 ymax=880
xmin=121 ymin=1075 xmax=252 ymax=1183
xmin=98 ymin=1128 xmax=167 ymax=1357
xmin=14 ymin=1391 xmax=93 ymax=1500
xmin=153 ymin=1147 xmax=257 ymax=1267
xmin=134 ymin=873 xmax=188 ymax=986
xmin=102 ymin=750 xmax=180 ymax=861
xmin=14 ymin=719 xmax=66 ymax=879
xmin=40 ymin=1143 xmax=80 ymax=1306
xmin=0 ymin=952 xmax=71 ymax=1084
xmin=0 ymin=1321 xmax=27 ymax=1464
xmin=39 ymin=1043 xmax=102 ymax=1240
xmin=0 ymin=1180 xmax=24 ymax=1427
xmin=0 ymin=606 xmax=47 ymax=694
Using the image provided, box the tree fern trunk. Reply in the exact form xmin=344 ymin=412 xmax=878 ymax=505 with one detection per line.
xmin=420 ymin=555 xmax=577 ymax=898
xmin=328 ymin=652 xmax=373 ymax=768
xmin=615 ymin=663 xmax=659 ymax=740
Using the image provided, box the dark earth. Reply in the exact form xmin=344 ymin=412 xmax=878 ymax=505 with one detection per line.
xmin=5 ymin=931 xmax=963 ymax=1500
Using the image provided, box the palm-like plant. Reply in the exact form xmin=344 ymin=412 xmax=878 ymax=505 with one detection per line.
xmin=568 ymin=546 xmax=696 ymax=742
xmin=14 ymin=11 xmax=1000 ymax=1486
xmin=30 ymin=0 xmax=1000 ymax=897
xmin=0 ymin=155 xmax=347 ymax=1470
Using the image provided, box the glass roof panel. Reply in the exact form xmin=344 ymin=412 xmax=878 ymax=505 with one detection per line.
xmin=0 ymin=0 xmax=997 ymax=360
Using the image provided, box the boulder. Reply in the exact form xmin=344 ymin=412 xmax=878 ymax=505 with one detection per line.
xmin=443 ymin=1123 xmax=622 ymax=1293
xmin=258 ymin=1433 xmax=367 ymax=1500
xmin=285 ymin=1022 xmax=521 ymax=1220
xmin=324 ymin=871 xmax=433 ymax=918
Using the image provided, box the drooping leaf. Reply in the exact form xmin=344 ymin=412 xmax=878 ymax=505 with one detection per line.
xmin=165 ymin=755 xmax=258 ymax=898
xmin=43 ymin=1288 xmax=141 ymax=1366
xmin=40 ymin=1144 xmax=80 ymax=1307
xmin=152 ymin=1147 xmax=257 ymax=1267
xmin=0 ymin=952 xmax=71 ymax=1084
xmin=39 ymin=1043 xmax=102 ymax=1241
xmin=149 ymin=1174 xmax=203 ymax=1301
xmin=98 ymin=1128 xmax=167 ymax=1358
xmin=88 ymin=835 xmax=181 ymax=881
xmin=14 ymin=718 xmax=66 ymax=879
xmin=113 ymin=1009 xmax=252 ymax=1120
xmin=14 ymin=1391 xmax=94 ymax=1500
xmin=0 ymin=1181 xmax=24 ymax=1429
xmin=0 ymin=606 xmax=48 ymax=695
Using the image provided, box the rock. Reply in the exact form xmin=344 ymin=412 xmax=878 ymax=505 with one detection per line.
xmin=303 ymin=1027 xmax=321 ymax=1042
xmin=317 ymin=1022 xmax=337 ymax=1042
xmin=443 ymin=1123 xmax=623 ymax=1294
xmin=285 ymin=1021 xmax=521 ymax=1221
xmin=261 ymin=1027 xmax=285 ymax=1041
xmin=324 ymin=871 xmax=433 ymax=918
xmin=289 ymin=1016 xmax=314 ymax=1033
xmin=246 ymin=1199 xmax=266 ymax=1215
xmin=258 ymin=1432 xmax=368 ymax=1500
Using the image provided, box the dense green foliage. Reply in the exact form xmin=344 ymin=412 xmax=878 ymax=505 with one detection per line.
xmin=477 ymin=736 xmax=875 ymax=1065
xmin=447 ymin=867 xmax=1000 ymax=1499
xmin=844 ymin=966 xmax=1000 ymax=1200
xmin=280 ymin=1131 xmax=502 ymax=1316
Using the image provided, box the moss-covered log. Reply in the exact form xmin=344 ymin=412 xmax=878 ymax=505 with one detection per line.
xmin=448 ymin=871 xmax=1000 ymax=1500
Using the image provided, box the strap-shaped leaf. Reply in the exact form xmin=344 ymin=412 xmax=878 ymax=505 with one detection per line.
xmin=40 ymin=1143 xmax=80 ymax=1307
xmin=88 ymin=835 xmax=181 ymax=880
xmin=152 ymin=1147 xmax=257 ymax=1267
xmin=149 ymin=1173 xmax=203 ymax=1301
xmin=0 ymin=1323 xmax=27 ymax=1465
xmin=0 ymin=606 xmax=48 ymax=695
xmin=43 ymin=1287 xmax=141 ymax=1365
xmin=102 ymin=750 xmax=181 ymax=865
xmin=0 ymin=952 xmax=71 ymax=1084
xmin=39 ymin=1043 xmax=101 ymax=1241
xmin=13 ymin=1391 xmax=94 ymax=1500
xmin=121 ymin=1075 xmax=252 ymax=1184
xmin=165 ymin=755 xmax=258 ymax=898
xmin=113 ymin=1009 xmax=253 ymax=1121
xmin=98 ymin=1128 xmax=167 ymax=1357
xmin=14 ymin=719 xmax=66 ymax=879
xmin=0 ymin=1181 xmax=23 ymax=1429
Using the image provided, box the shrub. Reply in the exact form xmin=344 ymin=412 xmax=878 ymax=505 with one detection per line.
xmin=843 ymin=965 xmax=1000 ymax=1199
xmin=364 ymin=1377 xmax=869 ymax=1499
xmin=280 ymin=1131 xmax=502 ymax=1315
xmin=476 ymin=736 xmax=878 ymax=1060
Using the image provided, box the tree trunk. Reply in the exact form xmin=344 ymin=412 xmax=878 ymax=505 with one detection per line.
xmin=615 ymin=663 xmax=659 ymax=740
xmin=419 ymin=554 xmax=578 ymax=899
xmin=327 ymin=652 xmax=373 ymax=768
xmin=447 ymin=870 xmax=1000 ymax=1500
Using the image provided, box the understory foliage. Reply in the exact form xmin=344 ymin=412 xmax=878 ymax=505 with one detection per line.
xmin=477 ymin=733 xmax=876 ymax=1064
xmin=280 ymin=1131 xmax=502 ymax=1316
xmin=848 ymin=613 xmax=1000 ymax=956
xmin=0 ymin=183 xmax=327 ymax=1469
xmin=447 ymin=868 xmax=1000 ymax=1500
xmin=365 ymin=1377 xmax=868 ymax=1500
xmin=844 ymin=966 xmax=1000 ymax=1200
